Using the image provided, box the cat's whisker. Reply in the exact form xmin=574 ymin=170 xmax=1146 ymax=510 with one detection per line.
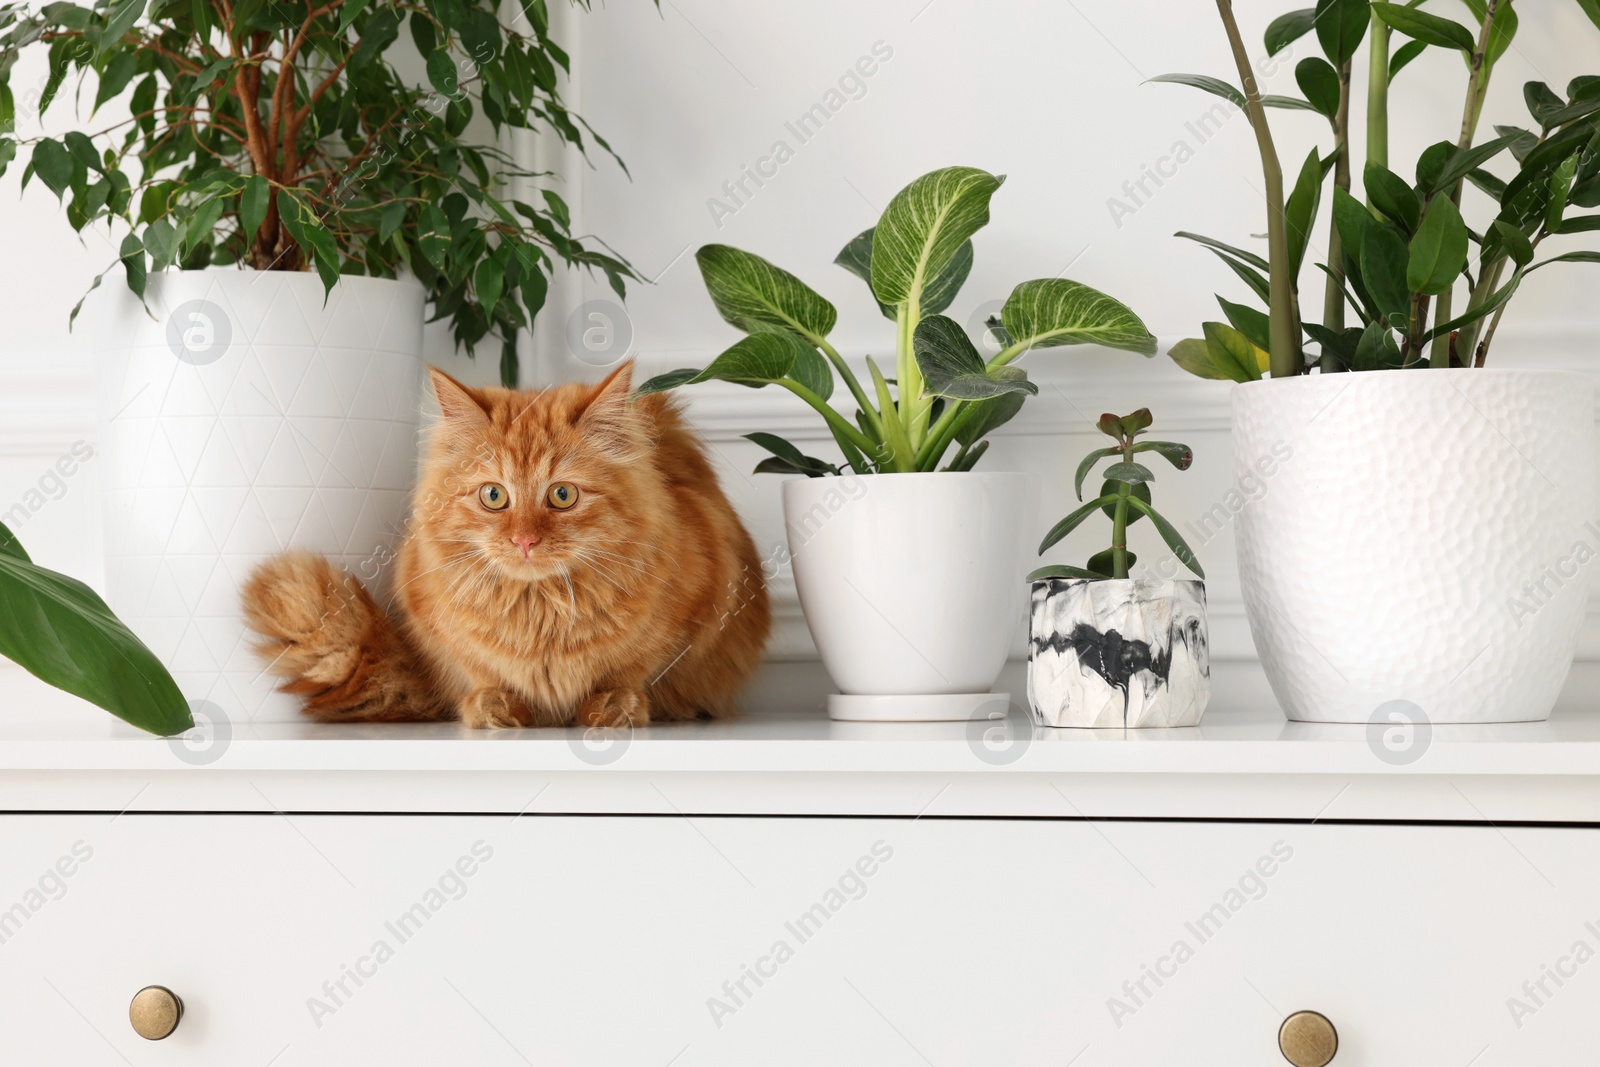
xmin=567 ymin=550 xmax=633 ymax=595
xmin=572 ymin=544 xmax=660 ymax=577
xmin=384 ymin=548 xmax=480 ymax=606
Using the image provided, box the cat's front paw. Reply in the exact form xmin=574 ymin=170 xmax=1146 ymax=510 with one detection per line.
xmin=575 ymin=688 xmax=650 ymax=728
xmin=460 ymin=687 xmax=535 ymax=729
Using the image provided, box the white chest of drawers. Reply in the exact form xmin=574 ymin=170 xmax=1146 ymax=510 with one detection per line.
xmin=3 ymin=663 xmax=1599 ymax=1066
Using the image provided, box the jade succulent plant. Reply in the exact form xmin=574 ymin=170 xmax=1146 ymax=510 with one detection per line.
xmin=1030 ymin=410 xmax=1203 ymax=582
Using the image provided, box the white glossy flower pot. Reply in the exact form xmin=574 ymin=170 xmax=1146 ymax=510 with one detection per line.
xmin=1027 ymin=577 xmax=1210 ymax=728
xmin=782 ymin=471 xmax=1036 ymax=721
xmin=93 ymin=269 xmax=426 ymax=721
xmin=1232 ymin=369 xmax=1595 ymax=724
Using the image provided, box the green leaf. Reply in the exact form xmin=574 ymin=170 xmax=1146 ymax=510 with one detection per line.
xmin=1315 ymin=0 xmax=1370 ymax=64
xmin=0 ymin=521 xmax=191 ymax=735
xmin=1202 ymin=321 xmax=1268 ymax=380
xmin=1365 ymin=161 xmax=1420 ymax=231
xmin=835 ymin=228 xmax=972 ymax=320
xmin=379 ymin=200 xmax=407 ymax=242
xmin=1132 ymin=440 xmax=1195 ymax=471
xmin=142 ymin=218 xmax=178 ymax=269
xmin=952 ymin=391 xmax=1025 ymax=447
xmin=474 ymin=257 xmax=504 ymax=314
xmin=1549 ymin=153 xmax=1580 ymax=233
xmin=1408 ymin=195 xmax=1469 ymax=294
xmin=1577 ymin=0 xmax=1600 ymax=31
xmin=1372 ymin=3 xmax=1476 ymax=50
xmin=1175 ymin=231 xmax=1270 ymax=270
xmin=1074 ymin=446 xmax=1120 ymax=500
xmin=1167 ymin=324 xmax=1266 ymax=383
xmin=1126 ymin=496 xmax=1205 ymax=578
xmin=869 ymin=166 xmax=1003 ymax=309
xmin=1028 ymin=564 xmax=1105 ymax=582
xmin=119 ymin=232 xmax=146 ymax=299
xmin=1217 ymin=296 xmax=1271 ymax=350
xmin=1286 ymin=148 xmax=1324 ymax=275
xmin=1039 ymin=494 xmax=1121 ymax=554
xmin=696 ymin=244 xmax=836 ymax=343
xmin=241 ymin=174 xmax=269 ymax=242
xmin=1295 ymin=57 xmax=1342 ymax=118
xmin=1262 ymin=95 xmax=1322 ymax=113
xmin=1422 ymin=270 xmax=1522 ymax=340
xmin=1146 ymin=73 xmax=1245 ymax=109
xmin=31 ymin=139 xmax=72 ymax=199
xmin=1390 ymin=39 xmax=1427 ymax=78
xmin=1265 ymin=8 xmax=1319 ymax=54
xmin=1431 ymin=133 xmax=1519 ymax=195
xmin=1360 ymin=218 xmax=1412 ymax=315
xmin=998 ymin=278 xmax=1157 ymax=356
xmin=1103 ymin=461 xmax=1155 ymax=485
xmin=1098 ymin=483 xmax=1151 ymax=527
xmin=338 ymin=0 xmax=374 ymax=33
xmin=1555 ymin=214 xmax=1600 ymax=233
xmin=1415 ymin=140 xmax=1455 ymax=191
xmin=1350 ymin=321 xmax=1403 ymax=370
xmin=1086 ymin=548 xmax=1137 ymax=578
xmin=1490 ymin=220 xmax=1533 ymax=265
xmin=744 ymin=432 xmax=839 ymax=477
xmin=1527 ymin=250 xmax=1600 ymax=271
xmin=98 ymin=0 xmax=146 ymax=57
xmin=349 ymin=8 xmax=401 ymax=74
xmin=1524 ymin=81 xmax=1565 ymax=125
xmin=914 ymin=315 xmax=1038 ymax=400
xmin=635 ymin=331 xmax=820 ymax=394
xmin=427 ymin=49 xmax=460 ymax=97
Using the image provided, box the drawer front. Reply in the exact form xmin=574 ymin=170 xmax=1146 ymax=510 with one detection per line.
xmin=0 ymin=813 xmax=1591 ymax=1064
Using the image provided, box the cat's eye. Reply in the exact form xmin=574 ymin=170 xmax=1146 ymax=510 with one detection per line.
xmin=478 ymin=483 xmax=510 ymax=511
xmin=547 ymin=483 xmax=579 ymax=510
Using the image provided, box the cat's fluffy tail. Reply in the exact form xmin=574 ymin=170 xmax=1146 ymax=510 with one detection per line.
xmin=241 ymin=551 xmax=452 ymax=722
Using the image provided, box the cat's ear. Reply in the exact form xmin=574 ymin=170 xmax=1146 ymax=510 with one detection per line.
xmin=577 ymin=361 xmax=646 ymax=458
xmin=428 ymin=367 xmax=490 ymax=427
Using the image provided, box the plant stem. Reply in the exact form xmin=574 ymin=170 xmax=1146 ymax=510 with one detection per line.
xmin=1429 ymin=0 xmax=1500 ymax=369
xmin=813 ymin=336 xmax=883 ymax=440
xmin=775 ymin=379 xmax=879 ymax=458
xmin=1216 ymin=0 xmax=1299 ymax=377
xmin=896 ymin=299 xmax=928 ymax=450
xmin=1366 ymin=12 xmax=1390 ymax=185
xmin=914 ymin=400 xmax=966 ymax=471
xmin=1321 ymin=59 xmax=1353 ymax=372
xmin=1110 ymin=441 xmax=1133 ymax=579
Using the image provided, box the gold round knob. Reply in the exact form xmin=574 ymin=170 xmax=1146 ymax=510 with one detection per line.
xmin=129 ymin=985 xmax=183 ymax=1041
xmin=1278 ymin=1009 xmax=1337 ymax=1066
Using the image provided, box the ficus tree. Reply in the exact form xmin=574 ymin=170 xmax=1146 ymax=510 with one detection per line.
xmin=638 ymin=165 xmax=1158 ymax=475
xmin=1156 ymin=0 xmax=1600 ymax=379
xmin=0 ymin=0 xmax=638 ymax=384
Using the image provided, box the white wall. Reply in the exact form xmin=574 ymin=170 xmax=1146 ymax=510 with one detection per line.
xmin=3 ymin=0 xmax=1599 ymax=688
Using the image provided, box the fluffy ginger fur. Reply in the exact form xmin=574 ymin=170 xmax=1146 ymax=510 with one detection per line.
xmin=242 ymin=362 xmax=769 ymax=728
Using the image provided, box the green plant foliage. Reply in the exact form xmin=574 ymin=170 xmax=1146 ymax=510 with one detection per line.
xmin=1031 ymin=411 xmax=1201 ymax=582
xmin=638 ymin=166 xmax=1154 ymax=476
xmin=0 ymin=521 xmax=191 ymax=735
xmin=0 ymin=0 xmax=640 ymax=384
xmin=1155 ymin=0 xmax=1600 ymax=373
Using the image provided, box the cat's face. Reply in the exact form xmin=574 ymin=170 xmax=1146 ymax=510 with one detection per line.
xmin=415 ymin=364 xmax=657 ymax=584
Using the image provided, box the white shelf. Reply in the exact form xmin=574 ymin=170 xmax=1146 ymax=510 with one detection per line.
xmin=1 ymin=663 xmax=1598 ymax=821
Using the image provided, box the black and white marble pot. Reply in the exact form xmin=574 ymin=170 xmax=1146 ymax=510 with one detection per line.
xmin=1027 ymin=577 xmax=1210 ymax=728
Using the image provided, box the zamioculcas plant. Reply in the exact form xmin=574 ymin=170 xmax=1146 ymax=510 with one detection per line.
xmin=637 ymin=165 xmax=1157 ymax=474
xmin=0 ymin=522 xmax=191 ymax=735
xmin=0 ymin=0 xmax=636 ymax=384
xmin=1155 ymin=0 xmax=1600 ymax=378
xmin=1030 ymin=410 xmax=1202 ymax=581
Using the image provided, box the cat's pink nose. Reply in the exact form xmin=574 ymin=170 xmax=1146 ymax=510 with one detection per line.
xmin=512 ymin=535 xmax=540 ymax=558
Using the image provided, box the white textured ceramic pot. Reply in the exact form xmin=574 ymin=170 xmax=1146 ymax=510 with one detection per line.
xmin=1233 ymin=369 xmax=1595 ymax=724
xmin=93 ymin=269 xmax=426 ymax=721
xmin=782 ymin=471 xmax=1037 ymax=721
xmin=1027 ymin=577 xmax=1210 ymax=728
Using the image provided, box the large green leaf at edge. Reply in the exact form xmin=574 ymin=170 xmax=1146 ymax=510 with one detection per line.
xmin=999 ymin=278 xmax=1157 ymax=356
xmin=835 ymin=228 xmax=972 ymax=320
xmin=913 ymin=316 xmax=1039 ymax=400
xmin=0 ymin=521 xmax=191 ymax=735
xmin=1167 ymin=322 xmax=1267 ymax=382
xmin=869 ymin=166 xmax=1003 ymax=308
xmin=696 ymin=244 xmax=837 ymax=341
xmin=635 ymin=331 xmax=830 ymax=398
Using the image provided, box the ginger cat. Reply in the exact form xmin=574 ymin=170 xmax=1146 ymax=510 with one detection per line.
xmin=242 ymin=362 xmax=769 ymax=728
